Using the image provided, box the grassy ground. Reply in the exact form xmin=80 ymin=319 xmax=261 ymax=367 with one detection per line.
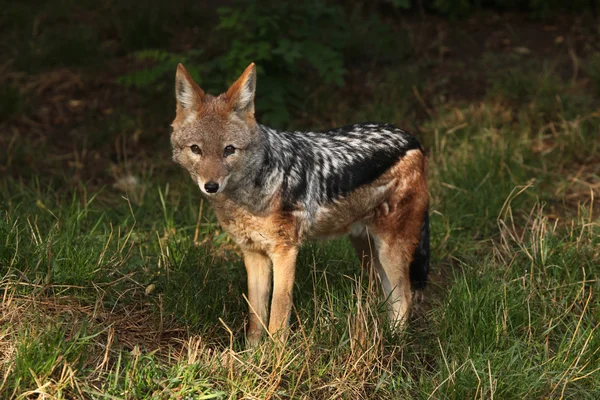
xmin=1 ymin=2 xmax=600 ymax=399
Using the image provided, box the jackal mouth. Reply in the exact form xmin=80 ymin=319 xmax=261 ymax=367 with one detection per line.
xmin=196 ymin=176 xmax=230 ymax=196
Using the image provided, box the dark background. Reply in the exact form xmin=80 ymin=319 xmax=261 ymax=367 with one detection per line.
xmin=1 ymin=0 xmax=599 ymax=189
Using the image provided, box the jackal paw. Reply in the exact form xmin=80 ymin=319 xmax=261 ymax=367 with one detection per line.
xmin=246 ymin=330 xmax=263 ymax=348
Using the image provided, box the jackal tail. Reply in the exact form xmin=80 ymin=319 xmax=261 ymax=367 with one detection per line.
xmin=409 ymin=207 xmax=430 ymax=290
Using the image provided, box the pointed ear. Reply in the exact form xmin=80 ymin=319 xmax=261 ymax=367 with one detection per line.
xmin=226 ymin=63 xmax=256 ymax=114
xmin=175 ymin=63 xmax=204 ymax=110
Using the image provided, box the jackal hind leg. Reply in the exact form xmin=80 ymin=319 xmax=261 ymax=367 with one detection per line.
xmin=350 ymin=231 xmax=411 ymax=329
xmin=368 ymin=232 xmax=414 ymax=331
xmin=242 ymin=250 xmax=272 ymax=347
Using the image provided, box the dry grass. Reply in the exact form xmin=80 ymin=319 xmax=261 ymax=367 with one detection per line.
xmin=1 ymin=4 xmax=600 ymax=397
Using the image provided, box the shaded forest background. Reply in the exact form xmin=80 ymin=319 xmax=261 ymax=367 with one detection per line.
xmin=1 ymin=0 xmax=599 ymax=186
xmin=2 ymin=0 xmax=599 ymax=134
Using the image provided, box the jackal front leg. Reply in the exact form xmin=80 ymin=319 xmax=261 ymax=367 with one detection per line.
xmin=243 ymin=250 xmax=272 ymax=346
xmin=268 ymin=246 xmax=298 ymax=341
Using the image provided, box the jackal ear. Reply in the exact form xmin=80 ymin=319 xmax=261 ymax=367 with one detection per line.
xmin=175 ymin=63 xmax=204 ymax=110
xmin=226 ymin=63 xmax=256 ymax=114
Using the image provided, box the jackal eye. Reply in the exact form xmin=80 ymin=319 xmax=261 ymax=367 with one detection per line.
xmin=190 ymin=145 xmax=201 ymax=155
xmin=223 ymin=145 xmax=236 ymax=157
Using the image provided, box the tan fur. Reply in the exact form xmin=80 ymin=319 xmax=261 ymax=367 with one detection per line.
xmin=309 ymin=150 xmax=427 ymax=238
xmin=242 ymin=250 xmax=272 ymax=343
xmin=172 ymin=64 xmax=429 ymax=345
xmin=173 ymin=64 xmax=204 ymax=129
xmin=226 ymin=63 xmax=257 ymax=118
xmin=208 ymin=149 xmax=428 ymax=341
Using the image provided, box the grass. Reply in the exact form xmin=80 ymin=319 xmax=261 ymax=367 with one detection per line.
xmin=587 ymin=53 xmax=600 ymax=96
xmin=1 ymin=2 xmax=600 ymax=398
xmin=2 ymin=91 xmax=599 ymax=398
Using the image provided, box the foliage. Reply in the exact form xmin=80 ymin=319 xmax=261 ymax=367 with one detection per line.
xmin=199 ymin=0 xmax=350 ymax=126
xmin=433 ymin=0 xmax=473 ymax=17
xmin=115 ymin=0 xmax=410 ymax=127
xmin=526 ymin=0 xmax=596 ymax=17
xmin=207 ymin=0 xmax=416 ymax=126
xmin=383 ymin=0 xmax=412 ymax=9
xmin=117 ymin=50 xmax=203 ymax=90
xmin=113 ymin=0 xmax=596 ymax=126
xmin=429 ymin=0 xmax=595 ymax=17
xmin=113 ymin=0 xmax=349 ymax=126
xmin=587 ymin=53 xmax=600 ymax=96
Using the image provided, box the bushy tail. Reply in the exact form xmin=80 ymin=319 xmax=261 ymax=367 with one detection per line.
xmin=409 ymin=207 xmax=430 ymax=290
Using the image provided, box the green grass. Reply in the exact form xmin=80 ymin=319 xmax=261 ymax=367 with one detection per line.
xmin=2 ymin=88 xmax=599 ymax=398
xmin=587 ymin=52 xmax=600 ymax=96
xmin=2 ymin=3 xmax=600 ymax=397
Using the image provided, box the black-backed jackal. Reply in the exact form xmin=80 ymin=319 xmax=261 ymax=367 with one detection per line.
xmin=171 ymin=63 xmax=430 ymax=346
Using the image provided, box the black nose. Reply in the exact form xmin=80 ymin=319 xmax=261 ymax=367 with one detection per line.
xmin=204 ymin=181 xmax=219 ymax=193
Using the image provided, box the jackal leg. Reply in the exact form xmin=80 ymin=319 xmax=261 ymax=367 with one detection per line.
xmin=372 ymin=236 xmax=413 ymax=330
xmin=268 ymin=246 xmax=298 ymax=341
xmin=351 ymin=233 xmax=411 ymax=329
xmin=242 ymin=250 xmax=272 ymax=346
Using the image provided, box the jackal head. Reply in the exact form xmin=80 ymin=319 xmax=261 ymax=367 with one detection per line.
xmin=170 ymin=63 xmax=260 ymax=196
